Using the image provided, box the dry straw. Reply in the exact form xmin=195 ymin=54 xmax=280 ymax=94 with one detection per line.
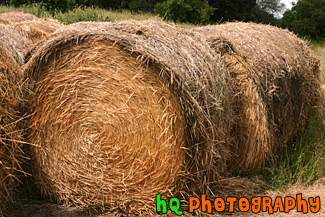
xmin=193 ymin=22 xmax=322 ymax=170
xmin=0 ymin=24 xmax=28 ymax=215
xmin=23 ymin=20 xmax=235 ymax=213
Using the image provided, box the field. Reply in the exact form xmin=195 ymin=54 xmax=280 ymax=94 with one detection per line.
xmin=1 ymin=4 xmax=324 ymax=216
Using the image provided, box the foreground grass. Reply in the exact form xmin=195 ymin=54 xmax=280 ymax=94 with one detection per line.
xmin=261 ymin=111 xmax=324 ymax=189
xmin=0 ymin=3 xmax=324 ymax=196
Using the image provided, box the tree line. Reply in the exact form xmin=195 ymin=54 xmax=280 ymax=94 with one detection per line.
xmin=3 ymin=0 xmax=325 ymax=40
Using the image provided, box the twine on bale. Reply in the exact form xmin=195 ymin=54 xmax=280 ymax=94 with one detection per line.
xmin=0 ymin=24 xmax=28 ymax=215
xmin=193 ymin=22 xmax=322 ymax=170
xmin=23 ymin=20 xmax=235 ymax=213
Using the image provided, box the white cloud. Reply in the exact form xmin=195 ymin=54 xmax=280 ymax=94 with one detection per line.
xmin=282 ymin=0 xmax=297 ymax=10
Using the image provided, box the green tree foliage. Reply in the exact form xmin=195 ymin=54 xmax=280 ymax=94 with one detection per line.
xmin=121 ymin=0 xmax=164 ymax=12
xmin=280 ymin=0 xmax=325 ymax=40
xmin=207 ymin=0 xmax=256 ymax=22
xmin=42 ymin=0 xmax=75 ymax=12
xmin=9 ymin=0 xmax=29 ymax=7
xmin=154 ymin=0 xmax=215 ymax=24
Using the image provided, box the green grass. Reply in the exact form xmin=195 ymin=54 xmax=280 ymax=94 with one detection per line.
xmin=257 ymin=44 xmax=325 ymax=191
xmin=0 ymin=4 xmax=158 ymax=24
xmin=0 ymin=4 xmax=199 ymax=27
xmin=260 ymin=111 xmax=324 ymax=190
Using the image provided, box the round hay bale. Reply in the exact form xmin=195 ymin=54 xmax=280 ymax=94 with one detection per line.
xmin=24 ymin=20 xmax=235 ymax=212
xmin=12 ymin=18 xmax=63 ymax=43
xmin=192 ymin=22 xmax=322 ymax=170
xmin=0 ymin=25 xmax=27 ymax=215
xmin=0 ymin=12 xmax=37 ymax=23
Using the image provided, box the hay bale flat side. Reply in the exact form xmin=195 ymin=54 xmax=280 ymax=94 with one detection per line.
xmin=0 ymin=25 xmax=27 ymax=215
xmin=193 ymin=22 xmax=322 ymax=170
xmin=24 ymin=20 xmax=235 ymax=212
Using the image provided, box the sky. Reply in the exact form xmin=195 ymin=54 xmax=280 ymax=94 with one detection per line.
xmin=281 ymin=0 xmax=297 ymax=10
xmin=276 ymin=0 xmax=297 ymax=17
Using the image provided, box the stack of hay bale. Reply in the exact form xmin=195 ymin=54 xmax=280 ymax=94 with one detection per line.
xmin=0 ymin=11 xmax=322 ymax=216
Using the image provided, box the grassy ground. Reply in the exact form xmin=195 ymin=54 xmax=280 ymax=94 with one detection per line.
xmin=1 ymin=4 xmax=324 ymax=216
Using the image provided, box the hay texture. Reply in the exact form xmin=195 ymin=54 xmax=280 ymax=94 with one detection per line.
xmin=24 ymin=20 xmax=234 ymax=212
xmin=0 ymin=24 xmax=27 ymax=215
xmin=0 ymin=12 xmax=63 ymax=43
xmin=12 ymin=18 xmax=63 ymax=43
xmin=193 ymin=22 xmax=322 ymax=170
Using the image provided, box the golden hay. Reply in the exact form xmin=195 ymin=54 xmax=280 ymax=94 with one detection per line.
xmin=23 ymin=20 xmax=235 ymax=212
xmin=0 ymin=25 xmax=27 ymax=215
xmin=192 ymin=22 xmax=322 ymax=170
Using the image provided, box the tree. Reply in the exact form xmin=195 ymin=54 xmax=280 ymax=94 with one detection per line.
xmin=253 ymin=0 xmax=285 ymax=24
xmin=207 ymin=0 xmax=256 ymax=22
xmin=9 ymin=0 xmax=29 ymax=7
xmin=121 ymin=0 xmax=164 ymax=12
xmin=280 ymin=0 xmax=325 ymax=40
xmin=256 ymin=0 xmax=285 ymax=15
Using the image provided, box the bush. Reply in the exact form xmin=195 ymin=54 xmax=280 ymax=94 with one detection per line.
xmin=154 ymin=0 xmax=215 ymax=24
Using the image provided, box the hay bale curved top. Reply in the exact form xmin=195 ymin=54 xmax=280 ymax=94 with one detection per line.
xmin=0 ymin=12 xmax=37 ymax=23
xmin=12 ymin=17 xmax=63 ymax=43
xmin=0 ymin=12 xmax=63 ymax=44
xmin=23 ymin=20 xmax=235 ymax=211
xmin=192 ymin=22 xmax=321 ymax=170
xmin=0 ymin=24 xmax=26 ymax=215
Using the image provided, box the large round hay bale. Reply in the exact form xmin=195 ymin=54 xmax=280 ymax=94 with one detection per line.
xmin=0 ymin=24 xmax=28 ymax=215
xmin=192 ymin=22 xmax=322 ymax=170
xmin=23 ymin=20 xmax=235 ymax=212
